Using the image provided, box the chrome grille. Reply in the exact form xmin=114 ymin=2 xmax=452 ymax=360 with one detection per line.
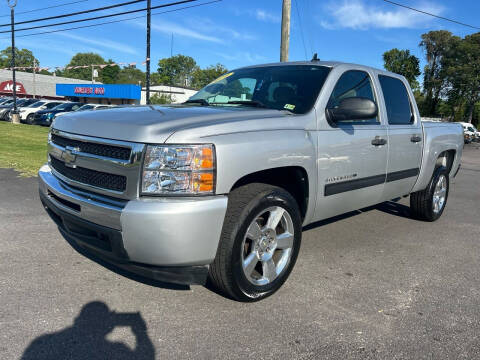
xmin=48 ymin=129 xmax=145 ymax=199
xmin=50 ymin=156 xmax=127 ymax=192
xmin=51 ymin=133 xmax=131 ymax=160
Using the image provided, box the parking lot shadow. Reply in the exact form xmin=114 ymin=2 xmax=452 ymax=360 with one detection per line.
xmin=21 ymin=301 xmax=155 ymax=360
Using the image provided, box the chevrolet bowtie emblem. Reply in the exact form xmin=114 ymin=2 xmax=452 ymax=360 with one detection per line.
xmin=61 ymin=146 xmax=79 ymax=168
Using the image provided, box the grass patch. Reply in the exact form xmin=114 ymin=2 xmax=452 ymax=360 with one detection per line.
xmin=0 ymin=122 xmax=49 ymax=177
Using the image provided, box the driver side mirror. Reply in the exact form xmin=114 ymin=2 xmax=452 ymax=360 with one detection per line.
xmin=326 ymin=97 xmax=378 ymax=123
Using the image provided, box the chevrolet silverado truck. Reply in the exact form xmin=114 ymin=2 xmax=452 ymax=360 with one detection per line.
xmin=39 ymin=61 xmax=463 ymax=301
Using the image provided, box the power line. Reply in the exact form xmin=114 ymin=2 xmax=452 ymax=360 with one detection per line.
xmin=0 ymin=0 xmax=90 ymax=18
xmin=293 ymin=0 xmax=307 ymax=60
xmin=0 ymin=0 xmax=221 ymax=40
xmin=0 ymin=0 xmax=197 ymax=34
xmin=0 ymin=0 xmax=146 ymax=27
xmin=383 ymin=0 xmax=480 ymax=30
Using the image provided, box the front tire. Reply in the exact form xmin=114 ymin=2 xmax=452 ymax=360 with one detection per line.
xmin=26 ymin=114 xmax=34 ymax=125
xmin=410 ymin=166 xmax=449 ymax=221
xmin=209 ymin=183 xmax=302 ymax=302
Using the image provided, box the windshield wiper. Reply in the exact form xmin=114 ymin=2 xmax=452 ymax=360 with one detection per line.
xmin=225 ymin=100 xmax=268 ymax=108
xmin=184 ymin=99 xmax=210 ymax=106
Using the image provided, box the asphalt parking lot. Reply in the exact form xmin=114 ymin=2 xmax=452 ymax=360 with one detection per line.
xmin=1 ymin=144 xmax=479 ymax=359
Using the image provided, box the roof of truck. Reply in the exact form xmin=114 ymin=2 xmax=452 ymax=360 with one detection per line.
xmin=240 ymin=60 xmax=385 ymax=73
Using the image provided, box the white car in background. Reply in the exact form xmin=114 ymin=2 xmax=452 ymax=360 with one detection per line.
xmin=53 ymin=103 xmax=113 ymax=120
xmin=21 ymin=100 xmax=65 ymax=124
xmin=460 ymin=122 xmax=479 ymax=142
xmin=75 ymin=104 xmax=114 ymax=111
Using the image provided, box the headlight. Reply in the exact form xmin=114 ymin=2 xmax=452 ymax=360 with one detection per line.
xmin=141 ymin=144 xmax=215 ymax=195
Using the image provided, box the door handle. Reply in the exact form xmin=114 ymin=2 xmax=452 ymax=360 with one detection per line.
xmin=411 ymin=135 xmax=422 ymax=143
xmin=371 ymin=136 xmax=387 ymax=146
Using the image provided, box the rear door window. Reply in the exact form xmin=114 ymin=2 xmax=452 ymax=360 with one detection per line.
xmin=378 ymin=75 xmax=413 ymax=125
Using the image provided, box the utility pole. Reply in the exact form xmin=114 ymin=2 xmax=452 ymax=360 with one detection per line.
xmin=145 ymin=0 xmax=151 ymax=105
xmin=8 ymin=0 xmax=19 ymax=124
xmin=280 ymin=0 xmax=291 ymax=62
xmin=33 ymin=58 xmax=36 ymax=99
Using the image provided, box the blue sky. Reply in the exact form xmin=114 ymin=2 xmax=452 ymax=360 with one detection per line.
xmin=0 ymin=0 xmax=478 ymax=76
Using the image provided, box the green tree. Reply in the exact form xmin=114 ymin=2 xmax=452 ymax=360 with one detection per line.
xmin=61 ymin=52 xmax=106 ymax=81
xmin=150 ymin=93 xmax=173 ymax=104
xmin=156 ymin=54 xmax=198 ymax=86
xmin=443 ymin=32 xmax=480 ymax=123
xmin=117 ymin=67 xmax=145 ymax=86
xmin=419 ymin=30 xmax=458 ymax=116
xmin=0 ymin=46 xmax=38 ymax=72
xmin=100 ymin=60 xmax=120 ymax=84
xmin=382 ymin=48 xmax=420 ymax=90
xmin=191 ymin=64 xmax=228 ymax=89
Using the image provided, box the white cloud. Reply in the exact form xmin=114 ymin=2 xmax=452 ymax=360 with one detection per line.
xmin=214 ymin=51 xmax=267 ymax=64
xmin=255 ymin=9 xmax=281 ymax=23
xmin=133 ymin=19 xmax=222 ymax=43
xmin=185 ymin=17 xmax=256 ymax=41
xmin=320 ymin=0 xmax=445 ymax=30
xmin=56 ymin=33 xmax=138 ymax=55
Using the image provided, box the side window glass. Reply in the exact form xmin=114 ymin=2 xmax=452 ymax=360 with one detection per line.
xmin=378 ymin=75 xmax=413 ymax=125
xmin=327 ymin=70 xmax=378 ymax=124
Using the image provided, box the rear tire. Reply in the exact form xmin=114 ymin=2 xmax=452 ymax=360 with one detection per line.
xmin=410 ymin=166 xmax=449 ymax=221
xmin=209 ymin=183 xmax=302 ymax=302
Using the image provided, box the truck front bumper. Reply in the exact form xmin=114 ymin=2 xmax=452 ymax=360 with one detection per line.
xmin=38 ymin=164 xmax=228 ymax=285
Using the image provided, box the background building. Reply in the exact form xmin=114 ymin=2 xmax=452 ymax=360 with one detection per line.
xmin=56 ymin=83 xmax=141 ymax=105
xmin=0 ymin=69 xmax=86 ymax=99
xmin=140 ymin=85 xmax=197 ymax=105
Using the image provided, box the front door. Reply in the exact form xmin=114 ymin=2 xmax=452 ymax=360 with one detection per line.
xmin=314 ymin=69 xmax=388 ymax=221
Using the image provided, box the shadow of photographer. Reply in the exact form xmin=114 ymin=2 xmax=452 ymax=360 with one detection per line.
xmin=22 ymin=301 xmax=155 ymax=360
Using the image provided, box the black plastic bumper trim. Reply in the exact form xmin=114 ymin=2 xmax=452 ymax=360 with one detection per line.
xmin=324 ymin=174 xmax=386 ymax=196
xmin=324 ymin=168 xmax=420 ymax=196
xmin=386 ymin=168 xmax=420 ymax=182
xmin=40 ymin=191 xmax=208 ymax=285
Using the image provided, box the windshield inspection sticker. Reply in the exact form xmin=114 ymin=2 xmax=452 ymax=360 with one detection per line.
xmin=211 ymin=72 xmax=234 ymax=84
xmin=284 ymin=104 xmax=295 ymax=111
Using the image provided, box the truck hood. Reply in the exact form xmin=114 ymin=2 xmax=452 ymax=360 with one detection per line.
xmin=52 ymin=105 xmax=292 ymax=143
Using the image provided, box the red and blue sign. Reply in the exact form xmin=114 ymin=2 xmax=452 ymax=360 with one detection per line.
xmin=56 ymin=83 xmax=140 ymax=99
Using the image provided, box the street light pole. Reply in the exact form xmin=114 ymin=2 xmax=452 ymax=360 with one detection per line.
xmin=8 ymin=0 xmax=19 ymax=124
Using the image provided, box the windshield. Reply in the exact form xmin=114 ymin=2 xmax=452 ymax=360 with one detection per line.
xmin=21 ymin=99 xmax=38 ymax=106
xmin=53 ymin=103 xmax=77 ymax=111
xmin=28 ymin=101 xmax=45 ymax=108
xmin=188 ymin=65 xmax=331 ymax=114
xmin=76 ymin=104 xmax=94 ymax=111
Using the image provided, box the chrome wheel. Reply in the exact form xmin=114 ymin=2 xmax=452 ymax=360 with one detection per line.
xmin=432 ymin=174 xmax=447 ymax=214
xmin=241 ymin=206 xmax=294 ymax=286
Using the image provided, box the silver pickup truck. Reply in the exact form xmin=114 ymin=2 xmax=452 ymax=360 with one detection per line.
xmin=39 ymin=61 xmax=463 ymax=301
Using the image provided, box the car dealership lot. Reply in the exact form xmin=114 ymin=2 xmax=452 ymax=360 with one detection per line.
xmin=1 ymin=144 xmax=479 ymax=359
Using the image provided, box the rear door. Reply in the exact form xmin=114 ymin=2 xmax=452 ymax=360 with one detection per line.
xmin=378 ymin=75 xmax=423 ymax=200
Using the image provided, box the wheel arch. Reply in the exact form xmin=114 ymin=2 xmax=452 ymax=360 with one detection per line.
xmin=435 ymin=149 xmax=456 ymax=175
xmin=230 ymin=166 xmax=309 ymax=221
